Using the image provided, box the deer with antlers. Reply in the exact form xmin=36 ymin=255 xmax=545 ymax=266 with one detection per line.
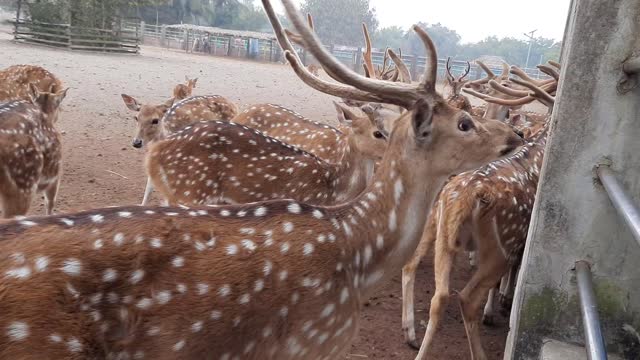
xmin=0 ymin=1 xmax=524 ymax=359
xmin=172 ymin=76 xmax=199 ymax=101
xmin=401 ymin=62 xmax=559 ymax=360
xmin=444 ymin=57 xmax=473 ymax=113
xmin=0 ymin=84 xmax=69 ymax=218
xmin=0 ymin=64 xmax=64 ymax=102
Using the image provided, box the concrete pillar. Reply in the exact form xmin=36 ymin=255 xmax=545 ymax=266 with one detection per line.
xmin=506 ymin=0 xmax=640 ymax=359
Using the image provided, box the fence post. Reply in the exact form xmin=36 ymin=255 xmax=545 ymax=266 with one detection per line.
xmin=411 ymin=55 xmax=419 ymax=81
xmin=14 ymin=0 xmax=22 ymax=37
xmin=269 ymin=40 xmax=274 ymax=62
xmin=161 ymin=25 xmax=167 ymax=47
xmin=355 ymin=47 xmax=363 ymax=73
xmin=139 ymin=21 xmax=145 ymax=45
xmin=227 ymin=37 xmax=233 ymax=56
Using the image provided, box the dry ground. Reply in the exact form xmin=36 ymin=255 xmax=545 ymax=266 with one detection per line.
xmin=0 ymin=29 xmax=510 ymax=359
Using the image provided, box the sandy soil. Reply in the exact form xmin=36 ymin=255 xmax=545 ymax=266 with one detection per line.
xmin=0 ymin=30 xmax=510 ymax=360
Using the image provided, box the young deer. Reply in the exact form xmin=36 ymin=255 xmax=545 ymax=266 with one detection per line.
xmin=123 ymin=94 xmax=239 ymax=205
xmin=0 ymin=3 xmax=523 ymax=359
xmin=0 ymin=84 xmax=68 ymax=218
xmin=144 ymin=101 xmax=387 ymax=207
xmin=172 ymin=76 xmax=199 ymax=100
xmin=122 ymin=94 xmax=238 ymax=150
xmin=401 ymin=64 xmax=558 ymax=360
xmin=0 ymin=64 xmax=64 ymax=101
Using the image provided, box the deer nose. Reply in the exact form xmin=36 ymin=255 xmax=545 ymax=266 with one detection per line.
xmin=515 ymin=129 xmax=525 ymax=139
xmin=132 ymin=139 xmax=143 ymax=148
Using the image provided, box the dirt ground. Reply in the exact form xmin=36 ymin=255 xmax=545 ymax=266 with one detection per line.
xmin=0 ymin=29 xmax=509 ymax=359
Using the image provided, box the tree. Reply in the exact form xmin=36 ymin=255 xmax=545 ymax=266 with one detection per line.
xmin=404 ymin=22 xmax=461 ymax=58
xmin=374 ymin=26 xmax=404 ymax=50
xmin=300 ymin=0 xmax=378 ymax=46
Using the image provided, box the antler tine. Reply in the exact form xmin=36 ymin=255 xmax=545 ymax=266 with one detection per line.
xmin=463 ymin=87 xmax=537 ymax=106
xmin=283 ymin=51 xmax=388 ymax=104
xmin=500 ymin=62 xmax=510 ymax=78
xmin=381 ymin=48 xmax=391 ymax=74
xmin=412 ymin=25 xmax=438 ymax=92
xmin=488 ymin=79 xmax=532 ymax=98
xmin=306 ymin=13 xmax=314 ymax=30
xmin=362 ymin=23 xmax=377 ymax=79
xmin=509 ymin=65 xmax=551 ymax=87
xmin=548 ymin=60 xmax=561 ymax=69
xmin=363 ymin=64 xmax=373 ymax=78
xmin=457 ymin=61 xmax=471 ymax=82
xmin=283 ymin=13 xmax=314 ymax=46
xmin=445 ymin=57 xmax=455 ymax=82
xmin=509 ymin=77 xmax=556 ymax=107
xmin=466 ymin=60 xmax=496 ymax=86
xmin=537 ymin=64 xmax=560 ymax=81
xmin=275 ymin=0 xmax=418 ymax=107
xmin=388 ymin=48 xmax=412 ymax=84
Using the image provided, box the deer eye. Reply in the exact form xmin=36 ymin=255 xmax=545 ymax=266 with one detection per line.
xmin=151 ymin=119 xmax=160 ymax=125
xmin=373 ymin=130 xmax=386 ymax=139
xmin=458 ymin=118 xmax=474 ymax=132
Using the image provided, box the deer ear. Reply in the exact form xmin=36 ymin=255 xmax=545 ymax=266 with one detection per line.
xmin=121 ymin=94 xmax=141 ymax=112
xmin=51 ymin=88 xmax=69 ymax=109
xmin=191 ymin=78 xmax=198 ymax=87
xmin=162 ymin=98 xmax=175 ymax=112
xmin=28 ymin=83 xmax=41 ymax=104
xmin=412 ymin=99 xmax=433 ymax=143
xmin=333 ymin=101 xmax=358 ymax=126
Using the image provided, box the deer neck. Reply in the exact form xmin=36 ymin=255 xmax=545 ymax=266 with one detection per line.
xmin=331 ymin=123 xmax=447 ymax=300
xmin=329 ymin=133 xmax=375 ymax=204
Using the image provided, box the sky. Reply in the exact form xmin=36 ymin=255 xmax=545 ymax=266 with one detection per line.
xmin=261 ymin=0 xmax=572 ymax=43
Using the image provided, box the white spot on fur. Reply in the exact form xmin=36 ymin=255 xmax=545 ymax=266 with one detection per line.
xmin=6 ymin=322 xmax=29 ymax=341
xmin=61 ymin=259 xmax=82 ymax=276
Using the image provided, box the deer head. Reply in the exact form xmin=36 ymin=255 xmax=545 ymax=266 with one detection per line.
xmin=121 ymin=94 xmax=174 ymax=149
xmin=27 ymin=83 xmax=69 ymax=124
xmin=173 ymin=76 xmax=198 ymax=100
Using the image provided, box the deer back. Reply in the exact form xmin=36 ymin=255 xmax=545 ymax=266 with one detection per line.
xmin=163 ymin=96 xmax=239 ymax=135
xmin=0 ymin=200 xmax=359 ymax=360
xmin=0 ymin=65 xmax=63 ymax=102
xmin=232 ymin=104 xmax=343 ymax=162
xmin=0 ymin=100 xmax=62 ymax=194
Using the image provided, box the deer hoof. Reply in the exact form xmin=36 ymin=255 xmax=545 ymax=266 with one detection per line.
xmin=482 ymin=314 xmax=495 ymax=326
xmin=407 ymin=339 xmax=421 ymax=350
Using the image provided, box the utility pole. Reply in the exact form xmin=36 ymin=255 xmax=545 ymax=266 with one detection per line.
xmin=524 ymin=29 xmax=537 ymax=69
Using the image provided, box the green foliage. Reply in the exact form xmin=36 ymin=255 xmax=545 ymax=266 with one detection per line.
xmin=300 ymin=0 xmax=378 ymax=47
xmin=373 ymin=22 xmax=561 ymax=67
xmin=27 ymin=0 xmax=68 ymax=24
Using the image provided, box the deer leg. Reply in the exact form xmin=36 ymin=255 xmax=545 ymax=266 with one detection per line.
xmin=499 ymin=264 xmax=520 ymax=315
xmin=414 ymin=238 xmax=456 ymax=360
xmin=458 ymin=254 xmax=509 ymax=360
xmin=44 ymin=178 xmax=60 ymax=216
xmin=141 ymin=176 xmax=154 ymax=206
xmin=402 ymin=226 xmax=434 ymax=349
xmin=481 ymin=287 xmax=497 ymax=326
xmin=2 ymin=191 xmax=32 ymax=219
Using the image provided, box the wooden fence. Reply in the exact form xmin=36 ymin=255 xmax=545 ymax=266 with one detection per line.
xmin=126 ymin=20 xmax=551 ymax=82
xmin=13 ymin=19 xmax=140 ymax=54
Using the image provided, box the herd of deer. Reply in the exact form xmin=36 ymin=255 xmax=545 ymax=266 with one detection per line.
xmin=0 ymin=1 xmax=563 ymax=359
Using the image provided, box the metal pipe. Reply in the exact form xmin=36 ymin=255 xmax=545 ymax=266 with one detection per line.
xmin=575 ymin=261 xmax=608 ymax=360
xmin=596 ymin=166 xmax=640 ymax=246
xmin=623 ymin=56 xmax=640 ymax=75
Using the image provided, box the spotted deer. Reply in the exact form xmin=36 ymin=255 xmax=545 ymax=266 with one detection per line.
xmin=401 ymin=63 xmax=558 ymax=360
xmin=123 ymin=94 xmax=239 ymax=206
xmin=172 ymin=76 xmax=199 ymax=100
xmin=0 ymin=84 xmax=68 ymax=218
xmin=144 ymin=100 xmax=387 ymax=207
xmin=122 ymin=94 xmax=238 ymax=150
xmin=231 ymin=102 xmax=393 ymax=164
xmin=0 ymin=64 xmax=64 ymax=102
xmin=444 ymin=57 xmax=473 ymax=113
xmin=0 ymin=2 xmax=524 ymax=358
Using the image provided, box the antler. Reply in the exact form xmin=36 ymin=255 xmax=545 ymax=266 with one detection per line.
xmin=264 ymin=0 xmax=440 ymax=108
xmin=466 ymin=60 xmax=497 ymax=87
xmin=283 ymin=13 xmax=314 ymax=46
xmin=388 ymin=49 xmax=412 ymax=84
xmin=458 ymin=61 xmax=471 ymax=82
xmin=445 ymin=57 xmax=456 ymax=83
xmin=362 ymin=23 xmax=376 ymax=79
